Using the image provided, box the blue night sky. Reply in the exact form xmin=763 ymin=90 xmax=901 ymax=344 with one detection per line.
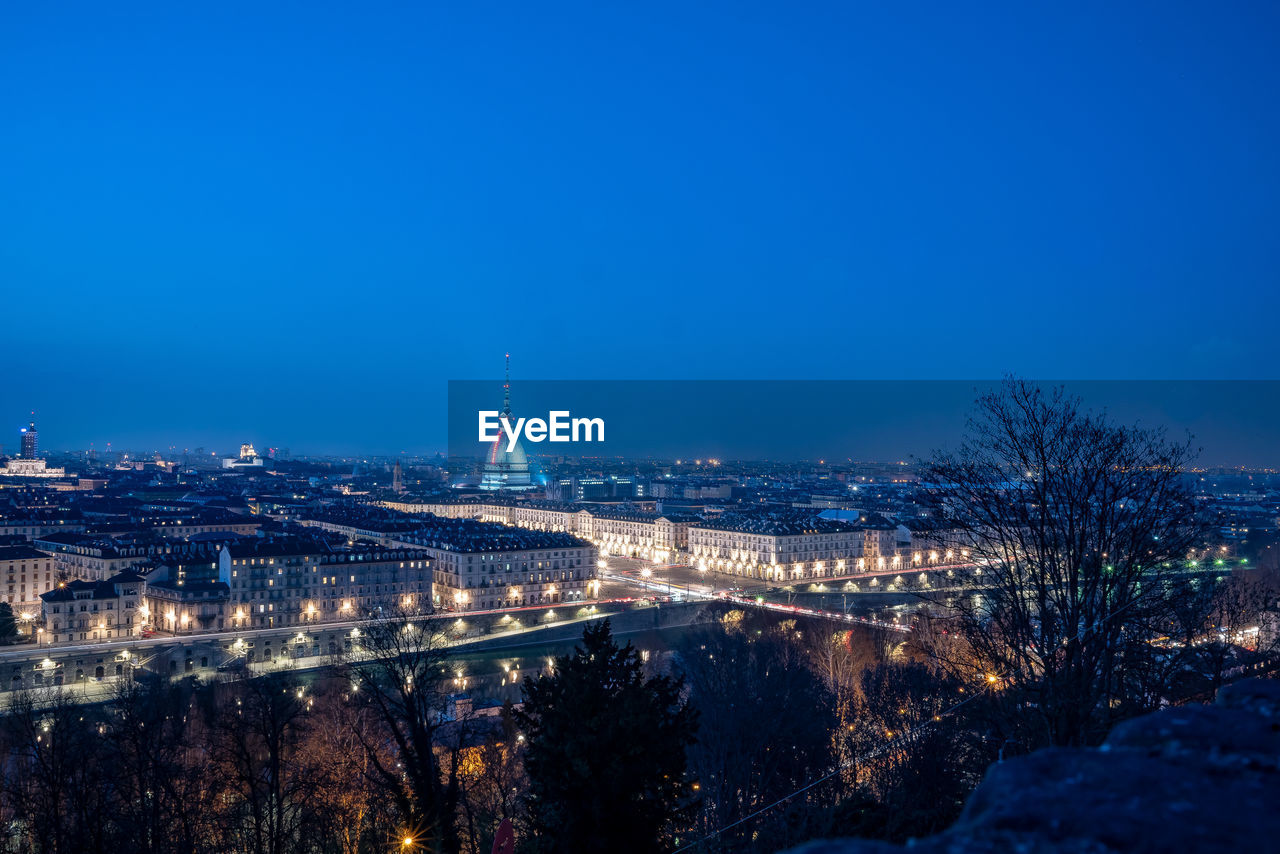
xmin=3 ymin=2 xmax=1278 ymax=455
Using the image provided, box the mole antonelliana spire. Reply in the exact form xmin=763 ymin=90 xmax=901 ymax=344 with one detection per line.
xmin=480 ymin=353 xmax=534 ymax=491
xmin=502 ymin=352 xmax=511 ymax=418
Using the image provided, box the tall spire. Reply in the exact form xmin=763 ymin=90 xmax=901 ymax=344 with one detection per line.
xmin=502 ymin=353 xmax=511 ymax=417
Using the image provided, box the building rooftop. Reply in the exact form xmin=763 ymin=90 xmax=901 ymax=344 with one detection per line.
xmin=40 ymin=570 xmax=145 ymax=603
xmin=691 ymin=512 xmax=862 ymax=536
xmin=398 ymin=515 xmax=591 ymax=553
xmin=0 ymin=545 xmax=51 ymax=562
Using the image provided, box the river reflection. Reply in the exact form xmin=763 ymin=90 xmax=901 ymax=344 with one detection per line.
xmin=446 ymin=624 xmax=699 ymax=706
xmin=445 ymin=590 xmax=981 ymax=707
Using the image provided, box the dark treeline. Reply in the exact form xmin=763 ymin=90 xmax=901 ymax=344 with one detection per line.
xmin=0 ymin=588 xmax=1275 ymax=854
xmin=0 ymin=608 xmax=969 ymax=854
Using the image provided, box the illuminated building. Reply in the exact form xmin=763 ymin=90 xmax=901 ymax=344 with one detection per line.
xmin=688 ymin=514 xmax=866 ymax=581
xmin=0 ymin=418 xmax=68 ymax=479
xmin=216 ymin=538 xmax=431 ymax=632
xmin=394 ymin=517 xmax=595 ymax=611
xmin=0 ymin=457 xmax=66 ymax=478
xmin=143 ymin=553 xmax=230 ymax=635
xmin=41 ymin=570 xmax=146 ymax=644
xmin=380 ymin=498 xmax=694 ymax=560
xmin=222 ymin=442 xmax=266 ymax=469
xmin=580 ymin=509 xmax=695 ymax=563
xmin=33 ymin=532 xmax=238 ymax=581
xmin=897 ymin=519 xmax=970 ymax=566
xmin=0 ymin=545 xmax=58 ymax=612
xmin=19 ymin=419 xmax=37 ymax=459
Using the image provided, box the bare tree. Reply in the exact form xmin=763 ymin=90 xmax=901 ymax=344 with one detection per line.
xmin=452 ymin=703 xmax=528 ymax=854
xmin=208 ymin=673 xmax=323 ymax=854
xmin=677 ymin=612 xmax=837 ymax=852
xmin=299 ymin=685 xmax=399 ymax=854
xmin=108 ymin=678 xmax=221 ymax=854
xmin=1193 ymin=567 xmax=1280 ymax=692
xmin=0 ymin=688 xmax=116 ymax=854
xmin=344 ymin=606 xmax=461 ymax=854
xmin=846 ymin=662 xmax=986 ymax=843
xmin=922 ymin=379 xmax=1206 ymax=748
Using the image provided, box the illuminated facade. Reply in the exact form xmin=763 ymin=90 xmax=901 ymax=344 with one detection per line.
xmin=381 ymin=499 xmax=695 ymax=561
xmin=32 ymin=533 xmax=152 ymax=582
xmin=0 ymin=458 xmax=67 ymax=478
xmin=377 ymin=501 xmax=972 ymax=575
xmin=581 ymin=509 xmax=694 ymax=563
xmin=898 ymin=519 xmax=970 ymax=566
xmin=41 ymin=571 xmax=145 ymax=644
xmin=0 ymin=545 xmax=58 ymax=613
xmin=688 ymin=516 xmax=866 ymax=581
xmin=393 ymin=519 xmax=595 ymax=612
xmin=222 ymin=444 xmax=266 ymax=468
xmin=216 ymin=540 xmax=432 ymax=632
xmin=422 ymin=543 xmax=595 ymax=611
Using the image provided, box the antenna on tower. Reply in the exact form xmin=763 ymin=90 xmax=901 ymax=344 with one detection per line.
xmin=502 ymin=352 xmax=512 ymax=417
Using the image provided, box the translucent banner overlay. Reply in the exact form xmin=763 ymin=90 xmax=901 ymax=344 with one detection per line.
xmin=446 ymin=380 xmax=1280 ymax=480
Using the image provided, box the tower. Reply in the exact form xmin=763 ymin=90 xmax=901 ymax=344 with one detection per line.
xmin=19 ymin=415 xmax=37 ymax=460
xmin=479 ymin=353 xmax=534 ymax=491
xmin=502 ymin=351 xmax=512 ymax=418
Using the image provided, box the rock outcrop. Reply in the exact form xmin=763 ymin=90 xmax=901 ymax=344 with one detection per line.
xmin=787 ymin=679 xmax=1280 ymax=854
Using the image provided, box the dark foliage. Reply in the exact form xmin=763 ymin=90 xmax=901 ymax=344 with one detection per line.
xmin=0 ymin=604 xmax=17 ymax=644
xmin=676 ymin=610 xmax=840 ymax=852
xmin=517 ymin=619 xmax=699 ymax=853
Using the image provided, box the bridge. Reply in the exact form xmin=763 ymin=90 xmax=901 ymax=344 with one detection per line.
xmin=0 ymin=597 xmax=651 ymax=702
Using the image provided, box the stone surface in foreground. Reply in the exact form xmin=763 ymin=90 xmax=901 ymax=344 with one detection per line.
xmin=786 ymin=679 xmax=1280 ymax=854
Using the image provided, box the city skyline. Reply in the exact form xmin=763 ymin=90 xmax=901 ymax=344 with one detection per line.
xmin=9 ymin=378 xmax=1280 ymax=466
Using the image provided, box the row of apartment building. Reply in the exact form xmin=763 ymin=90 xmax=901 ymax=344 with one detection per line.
xmin=382 ymin=498 xmax=698 ymax=563
xmin=38 ymin=538 xmax=433 ymax=644
xmin=301 ymin=512 xmax=598 ymax=611
xmin=35 ymin=514 xmax=600 ymax=643
xmin=379 ymin=498 xmax=969 ymax=581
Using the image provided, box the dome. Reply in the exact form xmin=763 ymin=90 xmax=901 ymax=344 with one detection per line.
xmin=486 ymin=434 xmax=528 ymax=468
xmin=480 ymin=432 xmax=533 ymax=490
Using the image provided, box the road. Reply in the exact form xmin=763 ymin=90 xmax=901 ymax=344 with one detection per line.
xmin=0 ymin=599 xmax=642 ymax=705
xmin=598 ymin=555 xmax=912 ymax=632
